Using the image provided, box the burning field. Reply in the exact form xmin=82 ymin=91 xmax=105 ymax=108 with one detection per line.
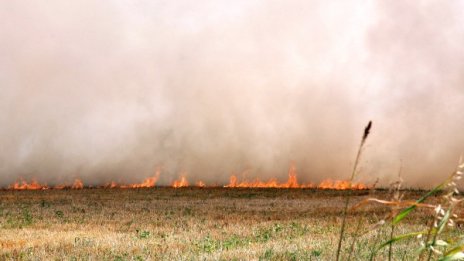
xmin=2 ymin=0 xmax=464 ymax=260
xmin=3 ymin=165 xmax=368 ymax=191
xmin=1 ymin=120 xmax=462 ymax=260
xmin=1 ymin=121 xmax=463 ymax=260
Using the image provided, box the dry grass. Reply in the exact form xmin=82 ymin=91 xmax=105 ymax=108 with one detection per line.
xmin=0 ymin=188 xmax=442 ymax=260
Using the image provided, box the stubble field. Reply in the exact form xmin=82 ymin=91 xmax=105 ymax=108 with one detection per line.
xmin=0 ymin=188 xmax=436 ymax=260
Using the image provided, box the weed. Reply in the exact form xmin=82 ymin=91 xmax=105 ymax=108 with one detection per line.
xmin=55 ymin=210 xmax=64 ymax=218
xmin=260 ymin=248 xmax=274 ymax=260
xmin=136 ymin=229 xmax=150 ymax=239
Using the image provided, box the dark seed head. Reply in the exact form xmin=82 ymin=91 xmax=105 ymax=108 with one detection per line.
xmin=363 ymin=121 xmax=372 ymax=141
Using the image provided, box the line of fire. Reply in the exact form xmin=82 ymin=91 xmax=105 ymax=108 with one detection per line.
xmin=3 ymin=164 xmax=368 ymax=191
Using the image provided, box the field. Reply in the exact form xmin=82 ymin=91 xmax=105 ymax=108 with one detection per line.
xmin=0 ymin=188 xmax=446 ymax=260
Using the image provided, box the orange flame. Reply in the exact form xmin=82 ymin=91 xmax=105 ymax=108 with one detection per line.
xmin=106 ymin=181 xmax=119 ymax=189
xmin=224 ymin=164 xmax=312 ymax=188
xmin=317 ymin=179 xmax=368 ymax=190
xmin=224 ymin=164 xmax=368 ymax=190
xmin=4 ymin=166 xmax=368 ymax=190
xmin=172 ymin=176 xmax=189 ymax=188
xmin=120 ymin=170 xmax=160 ymax=188
xmin=6 ymin=172 xmax=161 ymax=190
xmin=71 ymin=179 xmax=84 ymax=189
xmin=285 ymin=164 xmax=300 ymax=188
xmin=8 ymin=179 xmax=48 ymax=190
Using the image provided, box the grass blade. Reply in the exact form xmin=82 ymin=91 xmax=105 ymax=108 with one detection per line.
xmin=392 ymin=182 xmax=446 ymax=224
xmin=378 ymin=231 xmax=427 ymax=250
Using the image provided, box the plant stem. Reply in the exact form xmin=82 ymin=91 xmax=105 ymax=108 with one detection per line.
xmin=388 ymin=223 xmax=394 ymax=261
xmin=335 ymin=121 xmax=372 ymax=261
xmin=419 ymin=215 xmax=436 ymax=260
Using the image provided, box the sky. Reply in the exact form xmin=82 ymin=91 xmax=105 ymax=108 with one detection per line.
xmin=1 ymin=1 xmax=464 ymax=187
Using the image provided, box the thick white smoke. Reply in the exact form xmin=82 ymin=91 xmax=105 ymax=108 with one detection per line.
xmin=1 ymin=1 xmax=463 ymax=187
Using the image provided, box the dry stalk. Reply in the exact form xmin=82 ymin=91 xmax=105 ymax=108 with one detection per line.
xmin=335 ymin=120 xmax=372 ymax=261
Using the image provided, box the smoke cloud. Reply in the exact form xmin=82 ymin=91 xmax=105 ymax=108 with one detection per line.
xmin=1 ymin=1 xmax=463 ymax=187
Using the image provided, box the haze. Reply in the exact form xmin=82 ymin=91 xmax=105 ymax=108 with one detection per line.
xmin=1 ymin=1 xmax=464 ymax=187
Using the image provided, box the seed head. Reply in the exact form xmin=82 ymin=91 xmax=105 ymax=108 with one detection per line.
xmin=363 ymin=121 xmax=372 ymax=141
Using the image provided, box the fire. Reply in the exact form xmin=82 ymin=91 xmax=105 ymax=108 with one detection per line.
xmin=71 ymin=179 xmax=84 ymax=189
xmin=8 ymin=179 xmax=48 ymax=190
xmin=5 ymin=172 xmax=161 ymax=190
xmin=285 ymin=164 xmax=300 ymax=188
xmin=224 ymin=164 xmax=312 ymax=188
xmin=120 ymin=170 xmax=160 ymax=188
xmin=224 ymin=165 xmax=368 ymax=190
xmin=6 ymin=178 xmax=84 ymax=190
xmin=172 ymin=176 xmax=189 ymax=188
xmin=4 ymin=166 xmax=369 ymax=190
xmin=106 ymin=181 xmax=119 ymax=189
xmin=316 ymin=178 xmax=367 ymax=190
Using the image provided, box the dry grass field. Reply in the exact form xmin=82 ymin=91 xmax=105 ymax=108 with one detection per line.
xmin=0 ymin=188 xmax=446 ymax=260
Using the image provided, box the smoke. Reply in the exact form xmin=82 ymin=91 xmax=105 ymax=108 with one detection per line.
xmin=1 ymin=1 xmax=463 ymax=187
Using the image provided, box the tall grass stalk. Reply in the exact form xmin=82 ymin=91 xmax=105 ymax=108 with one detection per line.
xmin=335 ymin=120 xmax=372 ymax=261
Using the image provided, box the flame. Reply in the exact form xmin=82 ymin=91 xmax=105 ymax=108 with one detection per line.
xmin=224 ymin=164 xmax=312 ymax=188
xmin=8 ymin=179 xmax=84 ymax=190
xmin=53 ymin=179 xmax=84 ymax=189
xmin=71 ymin=179 xmax=84 ymax=189
xmin=106 ymin=181 xmax=119 ymax=189
xmin=224 ymin=164 xmax=368 ymax=190
xmin=120 ymin=170 xmax=160 ymax=188
xmin=4 ymin=166 xmax=368 ymax=190
xmin=8 ymin=179 xmax=48 ymax=190
xmin=317 ymin=179 xmax=367 ymax=190
xmin=172 ymin=176 xmax=189 ymax=188
xmin=285 ymin=164 xmax=300 ymax=188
